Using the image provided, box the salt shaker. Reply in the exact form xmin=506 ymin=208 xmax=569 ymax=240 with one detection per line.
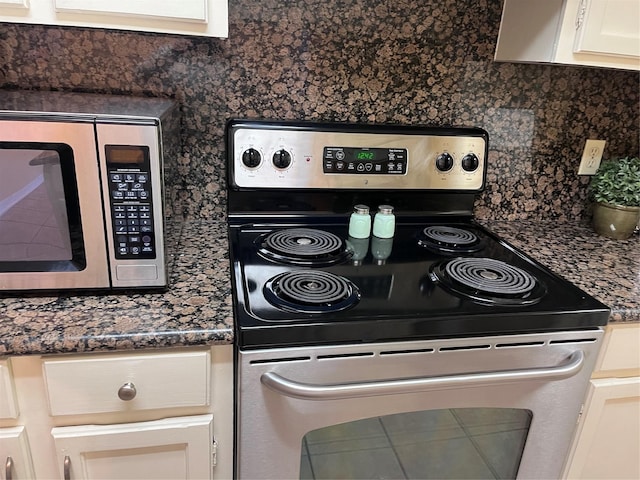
xmin=372 ymin=205 xmax=395 ymax=238
xmin=348 ymin=204 xmax=371 ymax=239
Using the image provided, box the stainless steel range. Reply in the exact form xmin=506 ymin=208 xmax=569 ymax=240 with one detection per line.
xmin=226 ymin=120 xmax=610 ymax=480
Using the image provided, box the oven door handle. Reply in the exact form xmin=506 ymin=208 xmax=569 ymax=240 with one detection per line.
xmin=260 ymin=350 xmax=585 ymax=400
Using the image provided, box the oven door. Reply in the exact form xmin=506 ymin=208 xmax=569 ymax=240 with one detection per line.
xmin=236 ymin=329 xmax=603 ymax=480
xmin=0 ymin=120 xmax=110 ymax=290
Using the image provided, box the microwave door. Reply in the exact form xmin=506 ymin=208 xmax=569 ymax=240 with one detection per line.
xmin=0 ymin=120 xmax=110 ymax=290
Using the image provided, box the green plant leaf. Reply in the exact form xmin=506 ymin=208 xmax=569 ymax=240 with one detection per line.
xmin=589 ymin=157 xmax=640 ymax=207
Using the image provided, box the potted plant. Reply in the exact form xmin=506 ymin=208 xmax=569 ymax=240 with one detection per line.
xmin=589 ymin=156 xmax=640 ymax=240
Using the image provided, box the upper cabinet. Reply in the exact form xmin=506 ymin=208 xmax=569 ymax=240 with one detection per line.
xmin=0 ymin=0 xmax=228 ymax=37
xmin=495 ymin=0 xmax=640 ymax=71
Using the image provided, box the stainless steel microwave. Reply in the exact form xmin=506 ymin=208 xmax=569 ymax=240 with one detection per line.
xmin=0 ymin=90 xmax=180 ymax=291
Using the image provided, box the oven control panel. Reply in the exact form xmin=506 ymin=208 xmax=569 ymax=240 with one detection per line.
xmin=229 ymin=120 xmax=488 ymax=190
xmin=323 ymin=147 xmax=408 ymax=175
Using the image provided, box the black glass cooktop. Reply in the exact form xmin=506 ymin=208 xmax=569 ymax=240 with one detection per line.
xmin=229 ymin=221 xmax=610 ymax=349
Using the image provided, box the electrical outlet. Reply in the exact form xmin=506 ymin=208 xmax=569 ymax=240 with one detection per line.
xmin=578 ymin=139 xmax=606 ymax=175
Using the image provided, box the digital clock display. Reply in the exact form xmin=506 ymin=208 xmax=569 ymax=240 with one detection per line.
xmin=323 ymin=146 xmax=408 ymax=175
xmin=105 ymin=145 xmax=148 ymax=165
xmin=356 ymin=150 xmax=375 ymax=161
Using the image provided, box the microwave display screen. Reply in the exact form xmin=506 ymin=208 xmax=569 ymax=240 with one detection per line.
xmin=0 ymin=148 xmax=73 ymax=264
xmin=106 ymin=145 xmax=147 ymax=165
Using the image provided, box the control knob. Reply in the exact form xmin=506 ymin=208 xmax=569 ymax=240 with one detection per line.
xmin=461 ymin=153 xmax=479 ymax=172
xmin=272 ymin=149 xmax=292 ymax=169
xmin=435 ymin=152 xmax=454 ymax=172
xmin=242 ymin=148 xmax=261 ymax=168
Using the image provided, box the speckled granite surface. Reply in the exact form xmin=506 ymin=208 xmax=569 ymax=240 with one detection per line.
xmin=0 ymin=221 xmax=233 ymax=356
xmin=0 ymin=219 xmax=637 ymax=357
xmin=484 ymin=220 xmax=640 ymax=323
xmin=1 ymin=0 xmax=639 ymax=222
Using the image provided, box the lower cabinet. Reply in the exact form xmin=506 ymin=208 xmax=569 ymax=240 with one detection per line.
xmin=0 ymin=426 xmax=36 ymax=479
xmin=0 ymin=345 xmax=233 ymax=480
xmin=563 ymin=324 xmax=640 ymax=479
xmin=52 ymin=415 xmax=213 ymax=479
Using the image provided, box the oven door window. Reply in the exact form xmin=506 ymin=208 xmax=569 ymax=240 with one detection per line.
xmin=0 ymin=143 xmax=86 ymax=272
xmin=300 ymin=408 xmax=532 ymax=479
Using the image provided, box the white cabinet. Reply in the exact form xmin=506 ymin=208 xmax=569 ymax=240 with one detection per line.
xmin=52 ymin=415 xmax=213 ymax=479
xmin=570 ymin=0 xmax=640 ymax=57
xmin=0 ymin=345 xmax=233 ymax=480
xmin=0 ymin=426 xmax=36 ymax=479
xmin=0 ymin=0 xmax=228 ymax=37
xmin=495 ymin=0 xmax=640 ymax=71
xmin=563 ymin=324 xmax=640 ymax=479
xmin=42 ymin=350 xmax=210 ymax=416
xmin=0 ymin=360 xmax=18 ymax=420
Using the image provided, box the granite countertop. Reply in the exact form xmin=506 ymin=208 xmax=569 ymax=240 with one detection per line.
xmin=483 ymin=220 xmax=640 ymax=323
xmin=0 ymin=221 xmax=233 ymax=356
xmin=0 ymin=219 xmax=637 ymax=357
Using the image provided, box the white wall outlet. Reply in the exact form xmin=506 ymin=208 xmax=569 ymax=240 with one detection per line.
xmin=578 ymin=139 xmax=606 ymax=175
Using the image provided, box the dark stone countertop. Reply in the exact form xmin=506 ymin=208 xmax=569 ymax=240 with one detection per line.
xmin=482 ymin=220 xmax=639 ymax=324
xmin=0 ymin=220 xmax=233 ymax=356
xmin=0 ymin=219 xmax=637 ymax=357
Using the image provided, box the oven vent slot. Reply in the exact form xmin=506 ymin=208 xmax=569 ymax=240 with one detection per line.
xmin=250 ymin=356 xmax=311 ymax=365
xmin=549 ymin=338 xmax=598 ymax=345
xmin=495 ymin=341 xmax=545 ymax=348
xmin=379 ymin=348 xmax=435 ymax=356
xmin=439 ymin=344 xmax=491 ymax=352
xmin=317 ymin=352 xmax=374 ymax=360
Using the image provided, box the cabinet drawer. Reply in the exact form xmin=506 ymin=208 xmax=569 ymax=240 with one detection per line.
xmin=595 ymin=324 xmax=640 ymax=373
xmin=0 ymin=359 xmax=18 ymax=419
xmin=43 ymin=350 xmax=210 ymax=416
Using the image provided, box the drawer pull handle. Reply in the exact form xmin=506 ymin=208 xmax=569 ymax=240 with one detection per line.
xmin=5 ymin=456 xmax=13 ymax=480
xmin=117 ymin=382 xmax=137 ymax=401
xmin=64 ymin=455 xmax=71 ymax=480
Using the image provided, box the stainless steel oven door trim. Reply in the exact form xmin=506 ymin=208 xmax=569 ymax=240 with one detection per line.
xmin=237 ymin=329 xmax=604 ymax=480
xmin=0 ymin=120 xmax=110 ymax=290
xmin=260 ymin=350 xmax=584 ymax=400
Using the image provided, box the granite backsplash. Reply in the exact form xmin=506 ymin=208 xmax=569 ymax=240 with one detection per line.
xmin=1 ymin=0 xmax=639 ymax=222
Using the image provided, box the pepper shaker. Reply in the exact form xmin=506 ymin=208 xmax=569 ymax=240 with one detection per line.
xmin=372 ymin=205 xmax=395 ymax=238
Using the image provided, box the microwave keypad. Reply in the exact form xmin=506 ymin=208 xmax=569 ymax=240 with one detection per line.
xmin=109 ymin=171 xmax=156 ymax=259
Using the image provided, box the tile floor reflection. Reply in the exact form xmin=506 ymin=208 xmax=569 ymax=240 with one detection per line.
xmin=300 ymin=408 xmax=531 ymax=480
xmin=0 ymin=182 xmax=72 ymax=262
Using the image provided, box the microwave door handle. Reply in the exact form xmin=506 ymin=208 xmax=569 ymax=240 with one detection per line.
xmin=260 ymin=350 xmax=585 ymax=401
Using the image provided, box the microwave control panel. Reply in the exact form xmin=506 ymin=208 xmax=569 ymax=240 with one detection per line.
xmin=105 ymin=145 xmax=156 ymax=260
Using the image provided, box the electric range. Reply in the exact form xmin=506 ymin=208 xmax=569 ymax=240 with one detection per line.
xmin=226 ymin=119 xmax=610 ymax=350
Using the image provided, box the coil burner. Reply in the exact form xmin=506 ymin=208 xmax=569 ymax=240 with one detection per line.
xmin=264 ymin=270 xmax=361 ymax=314
xmin=418 ymin=226 xmax=483 ymax=254
xmin=257 ymin=228 xmax=353 ymax=266
xmin=430 ymin=257 xmax=546 ymax=305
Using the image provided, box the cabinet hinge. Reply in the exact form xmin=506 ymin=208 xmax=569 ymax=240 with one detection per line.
xmin=575 ymin=0 xmax=588 ymax=30
xmin=577 ymin=403 xmax=584 ymax=424
xmin=212 ymin=438 xmax=218 ymax=467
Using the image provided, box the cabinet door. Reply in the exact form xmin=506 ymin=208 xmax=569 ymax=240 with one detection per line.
xmin=0 ymin=426 xmax=36 ymax=479
xmin=0 ymin=0 xmax=228 ymax=37
xmin=52 ymin=414 xmax=213 ymax=480
xmin=564 ymin=377 xmax=640 ymax=479
xmin=54 ymin=0 xmax=207 ymax=22
xmin=574 ymin=0 xmax=640 ymax=58
xmin=0 ymin=0 xmax=28 ymax=8
xmin=0 ymin=361 xmax=18 ymax=420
